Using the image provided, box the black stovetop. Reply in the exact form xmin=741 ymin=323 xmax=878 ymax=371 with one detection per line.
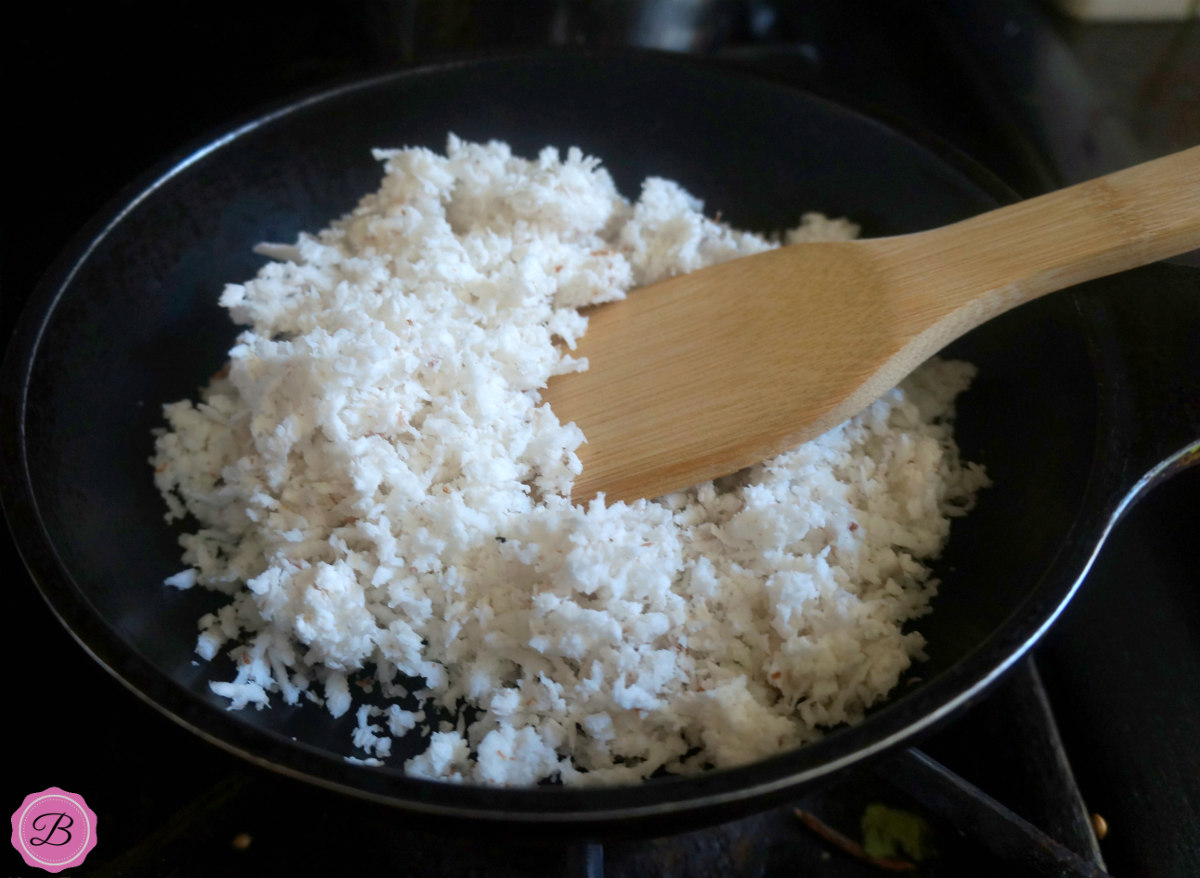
xmin=5 ymin=3 xmax=1197 ymax=876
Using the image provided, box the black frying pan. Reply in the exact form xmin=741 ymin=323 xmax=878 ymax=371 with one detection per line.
xmin=3 ymin=52 xmax=1197 ymax=833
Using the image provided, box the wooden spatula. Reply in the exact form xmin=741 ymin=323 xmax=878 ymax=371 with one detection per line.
xmin=542 ymin=146 xmax=1200 ymax=505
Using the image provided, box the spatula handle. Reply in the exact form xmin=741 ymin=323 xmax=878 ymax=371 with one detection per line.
xmin=919 ymin=145 xmax=1200 ymax=317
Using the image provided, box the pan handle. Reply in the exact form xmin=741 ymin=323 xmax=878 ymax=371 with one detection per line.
xmin=1074 ymin=261 xmax=1200 ymax=515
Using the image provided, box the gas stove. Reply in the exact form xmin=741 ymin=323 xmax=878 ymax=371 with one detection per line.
xmin=5 ymin=3 xmax=1197 ymax=876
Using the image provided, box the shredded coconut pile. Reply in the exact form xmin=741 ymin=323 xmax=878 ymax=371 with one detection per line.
xmin=152 ymin=137 xmax=988 ymax=786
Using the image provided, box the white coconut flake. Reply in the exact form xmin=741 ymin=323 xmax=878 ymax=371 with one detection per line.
xmin=152 ymin=137 xmax=989 ymax=786
xmin=165 ymin=568 xmax=198 ymax=589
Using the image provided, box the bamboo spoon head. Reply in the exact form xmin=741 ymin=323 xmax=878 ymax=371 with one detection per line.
xmin=541 ymin=241 xmax=925 ymax=505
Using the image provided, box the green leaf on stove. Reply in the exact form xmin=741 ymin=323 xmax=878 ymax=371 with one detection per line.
xmin=861 ymin=803 xmax=937 ymax=862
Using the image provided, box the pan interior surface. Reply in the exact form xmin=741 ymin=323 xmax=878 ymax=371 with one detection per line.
xmin=4 ymin=53 xmax=1098 ymax=822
